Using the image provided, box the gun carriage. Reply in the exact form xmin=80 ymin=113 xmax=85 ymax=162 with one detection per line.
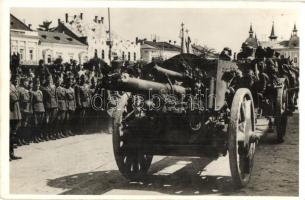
xmin=102 ymin=53 xmax=292 ymax=188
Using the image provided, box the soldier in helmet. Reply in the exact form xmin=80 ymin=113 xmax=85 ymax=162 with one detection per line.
xmin=219 ymin=47 xmax=232 ymax=61
xmin=31 ymin=78 xmax=45 ymax=143
xmin=41 ymin=75 xmax=58 ymax=140
xmin=237 ymin=42 xmax=254 ymax=61
xmin=10 ymin=74 xmax=22 ymax=160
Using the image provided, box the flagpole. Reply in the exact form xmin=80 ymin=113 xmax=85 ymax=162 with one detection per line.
xmin=180 ymin=23 xmax=184 ymax=54
xmin=107 ymin=8 xmax=112 ymax=63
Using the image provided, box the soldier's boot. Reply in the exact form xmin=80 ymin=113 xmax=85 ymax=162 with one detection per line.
xmin=10 ymin=136 xmax=22 ymax=161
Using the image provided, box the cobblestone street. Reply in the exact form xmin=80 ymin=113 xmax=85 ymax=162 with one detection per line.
xmin=10 ymin=112 xmax=299 ymax=196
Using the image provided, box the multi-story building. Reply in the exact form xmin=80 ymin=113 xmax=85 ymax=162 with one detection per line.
xmin=10 ymin=14 xmax=88 ymax=66
xmin=54 ymin=13 xmax=140 ymax=64
xmin=10 ymin=14 xmax=40 ymax=66
xmin=38 ymin=30 xmax=88 ymax=64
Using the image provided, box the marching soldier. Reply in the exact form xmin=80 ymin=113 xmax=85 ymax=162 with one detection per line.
xmin=18 ymin=77 xmax=33 ymax=145
xmin=75 ymin=74 xmax=91 ymax=133
xmin=54 ymin=76 xmax=67 ymax=138
xmin=41 ymin=75 xmax=58 ymax=140
xmin=10 ymin=74 xmax=22 ymax=160
xmin=31 ymin=78 xmax=45 ymax=143
xmin=65 ymin=77 xmax=76 ymax=136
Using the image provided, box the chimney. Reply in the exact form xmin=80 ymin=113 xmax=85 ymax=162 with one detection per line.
xmin=136 ymin=37 xmax=139 ymax=44
xmin=57 ymin=18 xmax=61 ymax=25
xmin=80 ymin=13 xmax=83 ymax=20
xmin=101 ymin=17 xmax=104 ymax=24
xmin=153 ymin=39 xmax=156 ymax=42
xmin=169 ymin=40 xmax=171 ymax=44
xmin=65 ymin=13 xmax=68 ymax=23
xmin=28 ymin=24 xmax=32 ymax=29
xmin=174 ymin=41 xmax=176 ymax=45
xmin=94 ymin=16 xmax=98 ymax=23
xmin=98 ymin=20 xmax=101 ymax=24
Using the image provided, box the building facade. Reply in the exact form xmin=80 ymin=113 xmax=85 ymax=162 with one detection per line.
xmin=54 ymin=13 xmax=140 ymax=64
xmin=38 ymin=30 xmax=88 ymax=64
xmin=10 ymin=14 xmax=88 ymax=66
xmin=10 ymin=14 xmax=40 ymax=66
xmin=245 ymin=23 xmax=299 ymax=67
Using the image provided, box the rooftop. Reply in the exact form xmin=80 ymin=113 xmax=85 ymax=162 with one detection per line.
xmin=38 ymin=30 xmax=87 ymax=46
xmin=10 ymin=14 xmax=32 ymax=31
xmin=142 ymin=41 xmax=181 ymax=52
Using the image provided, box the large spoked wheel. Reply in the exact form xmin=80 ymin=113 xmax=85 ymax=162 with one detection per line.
xmin=228 ymin=88 xmax=256 ymax=188
xmin=275 ymin=83 xmax=288 ymax=143
xmin=113 ymin=94 xmax=153 ymax=180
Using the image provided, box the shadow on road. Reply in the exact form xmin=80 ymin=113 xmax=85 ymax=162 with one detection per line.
xmin=47 ymin=157 xmax=236 ymax=195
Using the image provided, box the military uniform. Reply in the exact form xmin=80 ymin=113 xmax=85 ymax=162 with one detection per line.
xmin=76 ymin=81 xmax=91 ymax=133
xmin=10 ymin=82 xmax=22 ymax=159
xmin=56 ymin=85 xmax=67 ymax=136
xmin=32 ymin=88 xmax=45 ymax=142
xmin=18 ymin=85 xmax=33 ymax=144
xmin=41 ymin=84 xmax=58 ymax=139
xmin=65 ymin=86 xmax=76 ymax=135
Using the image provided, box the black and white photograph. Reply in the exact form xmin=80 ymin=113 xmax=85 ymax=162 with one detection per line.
xmin=0 ymin=1 xmax=302 ymax=199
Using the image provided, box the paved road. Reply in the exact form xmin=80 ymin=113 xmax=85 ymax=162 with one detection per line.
xmin=10 ymin=113 xmax=299 ymax=196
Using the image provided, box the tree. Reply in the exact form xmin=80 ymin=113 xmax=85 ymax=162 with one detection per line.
xmin=38 ymin=20 xmax=52 ymax=31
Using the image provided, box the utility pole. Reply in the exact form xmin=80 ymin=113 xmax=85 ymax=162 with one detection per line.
xmin=107 ymin=8 xmax=112 ymax=63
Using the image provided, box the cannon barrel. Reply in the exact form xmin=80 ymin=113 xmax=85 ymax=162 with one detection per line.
xmin=104 ymin=73 xmax=188 ymax=95
xmin=153 ymin=65 xmax=186 ymax=80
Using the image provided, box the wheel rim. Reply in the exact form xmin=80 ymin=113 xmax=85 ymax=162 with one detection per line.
xmin=235 ymin=96 xmax=255 ymax=180
xmin=113 ymin=95 xmax=152 ymax=178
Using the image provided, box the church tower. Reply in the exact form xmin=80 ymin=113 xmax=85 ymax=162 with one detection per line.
xmin=269 ymin=21 xmax=278 ymax=41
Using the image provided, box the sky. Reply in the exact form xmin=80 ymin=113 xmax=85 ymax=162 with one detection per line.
xmin=11 ymin=7 xmax=299 ymax=53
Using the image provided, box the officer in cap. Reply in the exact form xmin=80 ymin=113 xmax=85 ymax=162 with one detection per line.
xmin=10 ymin=73 xmax=22 ymax=160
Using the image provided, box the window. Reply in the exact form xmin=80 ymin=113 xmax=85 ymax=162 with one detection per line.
xmin=134 ymin=52 xmax=136 ymax=61
xmin=122 ymin=51 xmax=125 ymax=60
xmin=19 ymin=49 xmax=24 ymax=60
xmin=54 ymin=36 xmax=60 ymax=40
xmin=102 ymin=50 xmax=105 ymax=59
xmin=29 ymin=49 xmax=33 ymax=60
xmin=294 ymin=57 xmax=298 ymax=63
xmin=47 ymin=55 xmax=52 ymax=63
xmin=128 ymin=52 xmax=130 ymax=61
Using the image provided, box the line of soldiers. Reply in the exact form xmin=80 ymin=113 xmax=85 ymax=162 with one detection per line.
xmin=9 ymin=59 xmax=107 ymax=161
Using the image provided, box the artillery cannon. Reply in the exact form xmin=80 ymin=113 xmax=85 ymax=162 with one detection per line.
xmin=102 ymin=54 xmax=263 ymax=188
